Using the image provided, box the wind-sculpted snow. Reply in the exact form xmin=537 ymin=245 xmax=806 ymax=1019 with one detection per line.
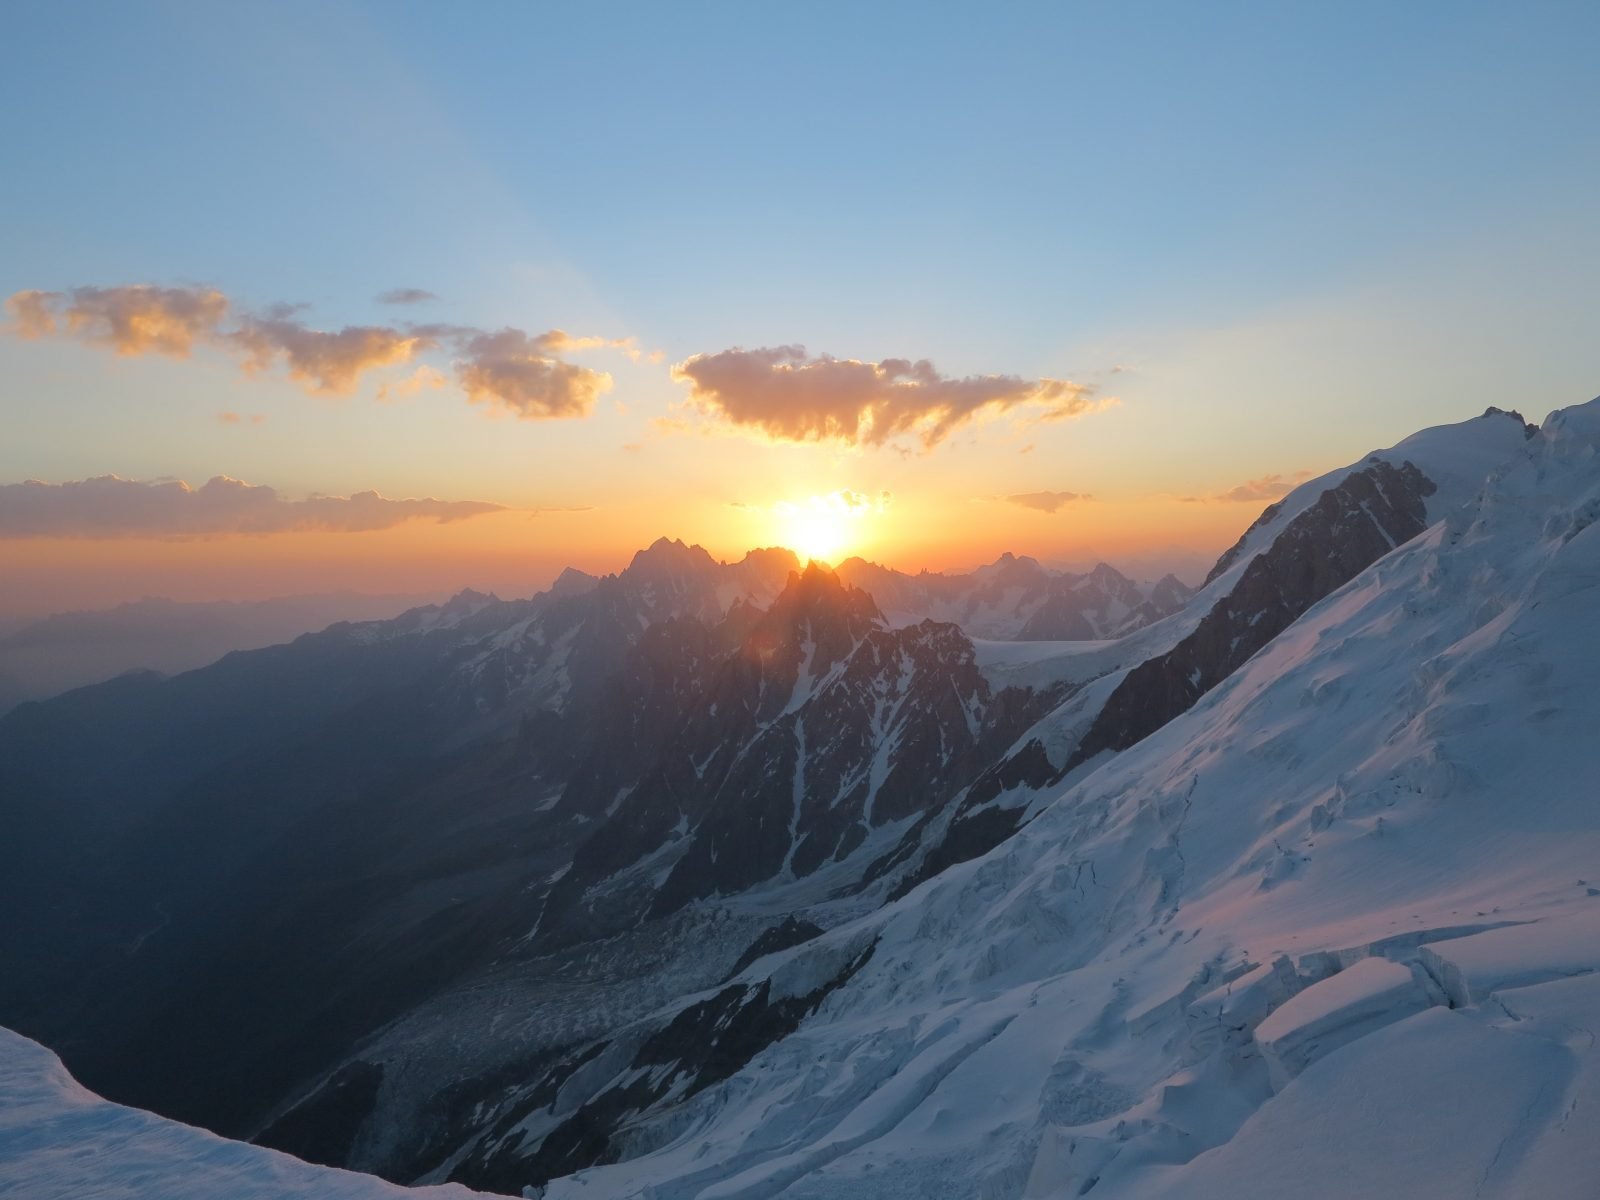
xmin=523 ymin=398 xmax=1600 ymax=1199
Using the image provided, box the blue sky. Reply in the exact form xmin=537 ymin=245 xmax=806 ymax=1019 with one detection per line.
xmin=2 ymin=1 xmax=1598 ymax=610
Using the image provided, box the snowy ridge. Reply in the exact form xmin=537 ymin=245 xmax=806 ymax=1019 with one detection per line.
xmin=1202 ymin=405 xmax=1534 ymax=588
xmin=530 ymin=398 xmax=1600 ymax=1199
xmin=0 ymin=1027 xmax=490 ymax=1200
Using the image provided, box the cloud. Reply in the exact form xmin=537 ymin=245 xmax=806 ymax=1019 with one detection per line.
xmin=1186 ymin=469 xmax=1317 ymax=503
xmin=5 ymin=290 xmax=62 ymax=339
xmin=833 ymin=488 xmax=892 ymax=512
xmin=226 ymin=316 xmax=428 ymax=394
xmin=376 ymin=287 xmax=438 ymax=305
xmin=672 ymin=345 xmax=1101 ymax=447
xmin=376 ymin=364 xmax=448 ymax=403
xmin=1005 ymin=490 xmax=1088 ymax=513
xmin=0 ymin=475 xmax=505 ymax=539
xmin=455 ymin=328 xmax=613 ymax=418
xmin=735 ymin=489 xmax=892 ymax=514
xmin=7 ymin=283 xmax=624 ymax=418
xmin=10 ymin=285 xmax=231 ymax=357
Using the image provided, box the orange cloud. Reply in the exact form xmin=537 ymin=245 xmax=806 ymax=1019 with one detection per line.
xmin=1191 ymin=469 xmax=1317 ymax=503
xmin=5 ymin=290 xmax=62 ymax=339
xmin=226 ymin=316 xmax=428 ymax=394
xmin=673 ymin=345 xmax=1099 ymax=447
xmin=376 ymin=364 xmax=448 ymax=403
xmin=456 ymin=328 xmax=613 ymax=418
xmin=26 ymin=285 xmax=231 ymax=357
xmin=0 ymin=475 xmax=505 ymax=538
xmin=6 ymin=283 xmax=623 ymax=417
xmin=1005 ymin=489 xmax=1088 ymax=513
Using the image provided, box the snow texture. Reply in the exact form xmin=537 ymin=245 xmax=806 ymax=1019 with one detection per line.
xmin=0 ymin=1027 xmax=490 ymax=1199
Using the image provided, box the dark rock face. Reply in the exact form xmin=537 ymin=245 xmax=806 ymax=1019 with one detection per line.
xmin=888 ymin=737 xmax=1062 ymax=901
xmin=1071 ymin=460 xmax=1436 ymax=767
xmin=723 ymin=916 xmax=825 ymax=981
xmin=1016 ymin=594 xmax=1099 ymax=640
xmin=543 ymin=566 xmax=1061 ymax=938
xmin=1482 ymin=406 xmax=1539 ymax=438
xmin=256 ymin=1060 xmax=385 ymax=1167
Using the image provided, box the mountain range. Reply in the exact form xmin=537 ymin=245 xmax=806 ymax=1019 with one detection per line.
xmin=3 ymin=401 xmax=1597 ymax=1199
xmin=0 ymin=592 xmax=439 ymax=717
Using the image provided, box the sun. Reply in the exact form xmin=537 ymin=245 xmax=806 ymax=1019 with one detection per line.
xmin=774 ymin=492 xmax=880 ymax=564
xmin=782 ymin=508 xmax=849 ymax=564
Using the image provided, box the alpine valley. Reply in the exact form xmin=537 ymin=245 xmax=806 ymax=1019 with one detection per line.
xmin=4 ymin=401 xmax=1599 ymax=1200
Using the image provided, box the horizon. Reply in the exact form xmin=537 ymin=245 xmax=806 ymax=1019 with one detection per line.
xmin=0 ymin=532 xmax=1217 ymax=623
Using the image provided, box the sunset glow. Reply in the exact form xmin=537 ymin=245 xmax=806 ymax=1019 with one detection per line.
xmin=768 ymin=492 xmax=881 ymax=566
xmin=1 ymin=3 xmax=1596 ymax=622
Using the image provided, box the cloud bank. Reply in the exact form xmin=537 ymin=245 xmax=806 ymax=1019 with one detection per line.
xmin=6 ymin=284 xmax=615 ymax=417
xmin=1005 ymin=489 xmax=1087 ymax=513
xmin=0 ymin=475 xmax=505 ymax=539
xmin=673 ymin=346 xmax=1100 ymax=447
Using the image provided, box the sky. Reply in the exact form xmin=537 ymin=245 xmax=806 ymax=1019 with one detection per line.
xmin=2 ymin=1 xmax=1598 ymax=616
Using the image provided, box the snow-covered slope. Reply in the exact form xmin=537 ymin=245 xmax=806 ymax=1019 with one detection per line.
xmin=0 ymin=1026 xmax=492 ymax=1200
xmin=507 ymin=398 xmax=1600 ymax=1199
xmin=888 ymin=406 xmax=1540 ymax=893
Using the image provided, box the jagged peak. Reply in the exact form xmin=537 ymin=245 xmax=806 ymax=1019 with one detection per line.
xmin=835 ymin=554 xmax=888 ymax=573
xmin=1154 ymin=571 xmax=1193 ymax=592
xmin=793 ymin=559 xmax=844 ymax=589
xmin=769 ymin=561 xmax=883 ymax=625
xmin=1482 ymin=405 xmax=1539 ymax=438
xmin=550 ymin=566 xmax=599 ymax=597
xmin=736 ymin=546 xmax=802 ymax=571
xmin=625 ymin=536 xmax=718 ymax=576
xmin=973 ymin=551 xmax=1049 ymax=583
xmin=441 ymin=587 xmax=496 ymax=610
